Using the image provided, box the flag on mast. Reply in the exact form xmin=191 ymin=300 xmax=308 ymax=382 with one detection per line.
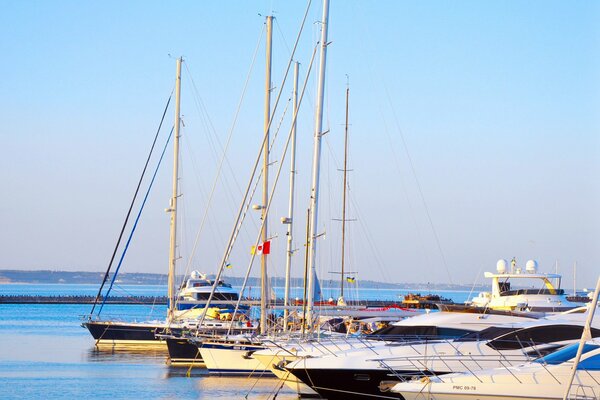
xmin=251 ymin=240 xmax=271 ymax=255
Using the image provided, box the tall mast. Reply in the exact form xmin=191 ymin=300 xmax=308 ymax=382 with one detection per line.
xmin=306 ymin=0 xmax=330 ymax=330
xmin=283 ymin=62 xmax=300 ymax=332
xmin=260 ymin=15 xmax=273 ymax=335
xmin=562 ymin=275 xmax=600 ymax=400
xmin=573 ymin=261 xmax=577 ymax=296
xmin=167 ymin=57 xmax=182 ymax=322
xmin=339 ymin=84 xmax=349 ymax=302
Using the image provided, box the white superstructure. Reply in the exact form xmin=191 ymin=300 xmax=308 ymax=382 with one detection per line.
xmin=467 ymin=259 xmax=581 ymax=312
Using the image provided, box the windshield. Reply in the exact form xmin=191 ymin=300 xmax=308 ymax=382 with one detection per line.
xmin=534 ymin=343 xmax=599 ymax=365
xmin=455 ymin=326 xmax=517 ymax=342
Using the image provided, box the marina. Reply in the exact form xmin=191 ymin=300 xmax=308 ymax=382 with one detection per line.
xmin=1 ymin=0 xmax=598 ymax=399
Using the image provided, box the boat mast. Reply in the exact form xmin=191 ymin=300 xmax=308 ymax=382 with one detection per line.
xmin=260 ymin=15 xmax=273 ymax=335
xmin=167 ymin=57 xmax=182 ymax=323
xmin=283 ymin=61 xmax=299 ymax=332
xmin=562 ymin=275 xmax=600 ymax=400
xmin=573 ymin=261 xmax=577 ymax=296
xmin=339 ymin=82 xmax=349 ymax=303
xmin=306 ymin=0 xmax=330 ymax=330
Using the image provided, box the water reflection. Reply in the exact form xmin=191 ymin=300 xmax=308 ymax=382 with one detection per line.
xmin=87 ymin=345 xmax=168 ymax=364
xmin=164 ymin=367 xmax=208 ymax=378
xmin=194 ymin=375 xmax=297 ymax=399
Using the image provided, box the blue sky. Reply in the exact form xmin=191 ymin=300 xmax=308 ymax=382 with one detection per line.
xmin=1 ymin=1 xmax=598 ymax=288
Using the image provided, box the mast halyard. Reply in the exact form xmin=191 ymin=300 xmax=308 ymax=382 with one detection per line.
xmin=260 ymin=15 xmax=273 ymax=335
xmin=283 ymin=61 xmax=300 ymax=332
xmin=339 ymin=84 xmax=349 ymax=305
xmin=306 ymin=0 xmax=330 ymax=331
xmin=167 ymin=57 xmax=182 ymax=323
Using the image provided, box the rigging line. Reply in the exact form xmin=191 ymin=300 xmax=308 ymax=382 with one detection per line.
xmin=347 ymin=193 xmax=389 ymax=283
xmin=107 ymin=284 xmax=162 ymax=312
xmin=98 ymin=127 xmax=174 ymax=315
xmin=179 ymin=135 xmax=226 ymax=279
xmin=184 ymin=62 xmax=249 ymax=204
xmin=323 ymin=136 xmax=392 ymax=284
xmin=379 ymin=106 xmax=433 ymax=276
xmin=227 ymin=42 xmax=320 ymax=335
xmin=234 ymin=95 xmax=293 ymax=256
xmin=178 ymin=26 xmax=264 ymax=282
xmin=175 ymin=142 xmax=193 ymax=295
xmin=220 ymin=156 xmax=263 ymax=280
xmin=89 ymin=91 xmax=173 ymax=317
xmin=200 ymin=0 xmax=318 ymax=330
xmin=268 ymin=95 xmax=292 ymax=155
xmin=384 ymin=87 xmax=453 ymax=284
xmin=184 ymin=64 xmax=261 ymax=253
xmin=354 ymin=11 xmax=435 ymax=282
xmin=197 ymin=0 xmax=316 ymax=327
xmin=274 ymin=18 xmax=293 ymax=61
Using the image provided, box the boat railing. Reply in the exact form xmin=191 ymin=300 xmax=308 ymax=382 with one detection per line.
xmin=82 ymin=314 xmax=162 ymax=323
xmin=259 ymin=334 xmax=454 ymax=358
xmin=569 ymin=383 xmax=598 ymax=399
xmin=259 ymin=334 xmax=369 ymax=356
xmin=381 ymin=351 xmax=600 ymax=395
xmin=376 ymin=353 xmax=532 ymax=383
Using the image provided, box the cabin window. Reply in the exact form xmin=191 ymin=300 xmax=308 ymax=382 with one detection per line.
xmin=499 ymin=288 xmax=565 ymax=296
xmin=489 ymin=326 xmax=600 ymax=351
xmin=456 ymin=327 xmax=517 ymax=342
xmin=195 ymin=293 xmax=239 ymax=301
xmin=370 ymin=325 xmax=473 ymax=340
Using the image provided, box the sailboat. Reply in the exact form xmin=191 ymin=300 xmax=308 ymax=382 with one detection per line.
xmin=82 ymin=58 xmax=251 ymax=348
xmin=192 ymin=13 xmax=278 ymax=375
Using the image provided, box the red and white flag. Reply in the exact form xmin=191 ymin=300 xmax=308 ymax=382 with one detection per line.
xmin=251 ymin=240 xmax=271 ymax=255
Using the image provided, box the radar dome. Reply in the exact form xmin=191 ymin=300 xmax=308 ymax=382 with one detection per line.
xmin=525 ymin=260 xmax=538 ymax=273
xmin=190 ymin=270 xmax=201 ymax=279
xmin=496 ymin=259 xmax=508 ymax=274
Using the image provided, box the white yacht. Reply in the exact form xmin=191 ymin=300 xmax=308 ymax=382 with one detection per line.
xmin=391 ymin=340 xmax=600 ymax=400
xmin=286 ymin=312 xmax=600 ymax=400
xmin=253 ymin=309 xmax=544 ymax=397
xmin=176 ymin=270 xmax=241 ymax=312
xmin=465 ymin=259 xmax=582 ymax=312
xmin=83 ymin=271 xmax=245 ymax=347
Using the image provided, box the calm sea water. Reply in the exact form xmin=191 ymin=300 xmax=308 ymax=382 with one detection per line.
xmin=0 ymin=284 xmax=471 ymax=399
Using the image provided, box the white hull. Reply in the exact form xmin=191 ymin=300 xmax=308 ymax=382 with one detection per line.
xmin=252 ymin=352 xmax=317 ymax=396
xmin=398 ymin=382 xmax=599 ymax=400
xmin=199 ymin=342 xmax=273 ymax=376
xmin=394 ymin=343 xmax=600 ymax=400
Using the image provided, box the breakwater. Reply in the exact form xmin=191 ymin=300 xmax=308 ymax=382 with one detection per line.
xmin=0 ymin=295 xmax=168 ymax=304
xmin=0 ymin=295 xmax=439 ymax=308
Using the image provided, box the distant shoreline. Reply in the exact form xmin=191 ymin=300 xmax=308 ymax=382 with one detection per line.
xmin=0 ymin=269 xmax=487 ymax=291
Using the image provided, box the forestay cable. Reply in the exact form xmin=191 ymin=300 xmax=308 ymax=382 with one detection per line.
xmin=97 ymin=127 xmax=174 ymax=315
xmin=89 ymin=92 xmax=173 ymax=317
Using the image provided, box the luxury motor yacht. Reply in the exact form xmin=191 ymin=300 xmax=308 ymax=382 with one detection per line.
xmin=286 ymin=312 xmax=600 ymax=400
xmin=391 ymin=340 xmax=600 ymax=400
xmin=464 ymin=259 xmax=582 ymax=312
xmin=252 ymin=308 xmax=544 ymax=397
